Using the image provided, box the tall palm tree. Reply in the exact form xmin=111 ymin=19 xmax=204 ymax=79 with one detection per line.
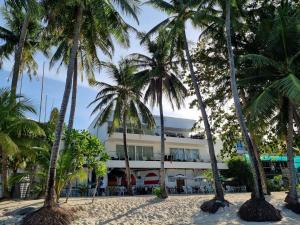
xmin=39 ymin=0 xmax=140 ymax=209
xmin=49 ymin=8 xmax=116 ymax=130
xmin=0 ymin=0 xmax=43 ymax=96
xmin=89 ymin=60 xmax=155 ymax=195
xmin=0 ymin=88 xmax=44 ymax=199
xmin=146 ymin=0 xmax=226 ymax=207
xmin=225 ymin=0 xmax=282 ymax=221
xmin=238 ymin=1 xmax=300 ymax=212
xmin=128 ymin=32 xmax=187 ymax=199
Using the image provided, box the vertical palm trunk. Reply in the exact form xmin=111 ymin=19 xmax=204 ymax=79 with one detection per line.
xmin=68 ymin=57 xmax=78 ymax=130
xmin=225 ymin=0 xmax=264 ymax=200
xmin=92 ymin=176 xmax=99 ymax=203
xmin=285 ymin=101 xmax=298 ymax=205
xmin=1 ymin=149 xmax=10 ymax=198
xmin=11 ymin=13 xmax=30 ymax=96
xmin=183 ymin=30 xmax=224 ymax=201
xmin=44 ymin=5 xmax=83 ymax=208
xmin=123 ymin=119 xmax=133 ymax=195
xmin=158 ymin=77 xmax=168 ymax=199
xmin=65 ymin=180 xmax=72 ymax=203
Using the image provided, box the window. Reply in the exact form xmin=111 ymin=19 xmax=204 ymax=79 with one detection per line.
xmin=136 ymin=146 xmax=154 ymax=160
xmin=168 ymin=176 xmax=175 ymax=182
xmin=170 ymin=148 xmax=184 ymax=161
xmin=185 ymin=149 xmax=199 ymax=161
xmin=170 ymin=148 xmax=199 ymax=161
xmin=116 ymin=145 xmax=153 ymax=160
xmin=116 ymin=145 xmax=135 ymax=160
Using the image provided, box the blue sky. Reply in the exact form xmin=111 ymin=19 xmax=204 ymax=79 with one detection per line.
xmin=0 ymin=2 xmax=201 ymax=129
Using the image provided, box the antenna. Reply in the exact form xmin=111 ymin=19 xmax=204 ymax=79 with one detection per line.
xmin=39 ymin=62 xmax=45 ymax=122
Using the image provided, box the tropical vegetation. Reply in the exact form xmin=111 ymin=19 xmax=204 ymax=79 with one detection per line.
xmin=0 ymin=0 xmax=299 ymax=224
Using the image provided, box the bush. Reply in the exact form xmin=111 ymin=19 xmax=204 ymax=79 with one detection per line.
xmin=266 ymin=175 xmax=287 ymax=192
xmin=152 ymin=186 xmax=162 ymax=198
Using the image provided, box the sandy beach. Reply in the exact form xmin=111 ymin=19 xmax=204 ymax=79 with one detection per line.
xmin=1 ymin=192 xmax=300 ymax=225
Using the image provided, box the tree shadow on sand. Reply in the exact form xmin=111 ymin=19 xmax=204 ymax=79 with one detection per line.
xmin=98 ymin=198 xmax=163 ymax=225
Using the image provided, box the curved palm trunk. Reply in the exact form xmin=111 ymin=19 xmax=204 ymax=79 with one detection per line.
xmin=92 ymin=176 xmax=99 ymax=203
xmin=11 ymin=13 xmax=30 ymax=96
xmin=285 ymin=101 xmax=299 ymax=205
xmin=183 ymin=30 xmax=224 ymax=201
xmin=123 ymin=120 xmax=133 ymax=195
xmin=68 ymin=57 xmax=78 ymax=130
xmin=1 ymin=149 xmax=10 ymax=198
xmin=44 ymin=5 xmax=83 ymax=208
xmin=158 ymin=78 xmax=168 ymax=199
xmin=225 ymin=0 xmax=264 ymax=200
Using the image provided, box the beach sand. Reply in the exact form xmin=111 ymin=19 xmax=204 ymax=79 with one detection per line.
xmin=1 ymin=192 xmax=299 ymax=225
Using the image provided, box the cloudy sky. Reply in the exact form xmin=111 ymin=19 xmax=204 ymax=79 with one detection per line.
xmin=0 ymin=2 xmax=202 ymax=129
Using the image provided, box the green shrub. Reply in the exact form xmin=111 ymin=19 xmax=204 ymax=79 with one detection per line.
xmin=266 ymin=175 xmax=287 ymax=192
xmin=152 ymin=186 xmax=162 ymax=198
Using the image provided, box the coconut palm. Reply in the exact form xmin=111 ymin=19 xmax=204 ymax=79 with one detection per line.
xmin=49 ymin=9 xmax=116 ymax=130
xmin=89 ymin=60 xmax=155 ymax=195
xmin=128 ymin=32 xmax=187 ymax=198
xmin=0 ymin=0 xmax=43 ymax=96
xmin=0 ymin=88 xmax=44 ymax=198
xmin=238 ymin=1 xmax=300 ymax=213
xmin=225 ymin=0 xmax=282 ymax=221
xmin=146 ymin=0 xmax=226 ymax=208
xmin=37 ymin=0 xmax=140 ymax=210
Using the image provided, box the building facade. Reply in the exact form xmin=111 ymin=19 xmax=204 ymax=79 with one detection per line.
xmin=88 ymin=115 xmax=227 ymax=193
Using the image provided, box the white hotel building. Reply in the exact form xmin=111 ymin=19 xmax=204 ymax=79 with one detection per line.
xmin=88 ymin=115 xmax=227 ymax=192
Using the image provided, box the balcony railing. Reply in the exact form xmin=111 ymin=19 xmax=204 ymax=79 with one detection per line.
xmin=108 ymin=151 xmax=205 ymax=162
xmin=110 ymin=127 xmax=205 ymax=140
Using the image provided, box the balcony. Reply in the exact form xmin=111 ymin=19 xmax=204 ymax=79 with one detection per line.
xmin=108 ymin=132 xmax=206 ymax=146
xmin=108 ymin=151 xmax=206 ymax=163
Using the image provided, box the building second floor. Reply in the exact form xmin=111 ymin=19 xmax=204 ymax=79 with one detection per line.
xmin=88 ymin=114 xmax=227 ymax=170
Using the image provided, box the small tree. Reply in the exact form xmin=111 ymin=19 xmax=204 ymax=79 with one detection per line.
xmin=92 ymin=162 xmax=107 ymax=203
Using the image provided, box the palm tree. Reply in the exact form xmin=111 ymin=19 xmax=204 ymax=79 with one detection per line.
xmin=146 ymin=0 xmax=226 ymax=208
xmin=128 ymin=32 xmax=187 ymax=198
xmin=89 ymin=60 xmax=155 ymax=195
xmin=49 ymin=8 xmax=116 ymax=130
xmin=237 ymin=1 xmax=300 ymax=213
xmin=39 ymin=0 xmax=140 ymax=209
xmin=225 ymin=0 xmax=282 ymax=221
xmin=0 ymin=0 xmax=43 ymax=96
xmin=0 ymin=88 xmax=44 ymax=199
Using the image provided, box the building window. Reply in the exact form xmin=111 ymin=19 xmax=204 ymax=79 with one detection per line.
xmin=185 ymin=149 xmax=199 ymax=161
xmin=170 ymin=148 xmax=199 ymax=161
xmin=136 ymin=146 xmax=154 ymax=160
xmin=116 ymin=145 xmax=153 ymax=160
xmin=116 ymin=145 xmax=135 ymax=160
xmin=168 ymin=176 xmax=175 ymax=182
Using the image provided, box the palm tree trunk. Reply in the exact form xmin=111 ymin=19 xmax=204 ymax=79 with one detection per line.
xmin=11 ymin=13 xmax=30 ymax=96
xmin=183 ymin=30 xmax=224 ymax=201
xmin=240 ymin=89 xmax=269 ymax=195
xmin=225 ymin=0 xmax=264 ymax=200
xmin=44 ymin=5 xmax=83 ymax=208
xmin=1 ymin=149 xmax=10 ymax=198
xmin=92 ymin=176 xmax=99 ymax=203
xmin=251 ymin=135 xmax=269 ymax=195
xmin=285 ymin=101 xmax=298 ymax=205
xmin=158 ymin=78 xmax=168 ymax=199
xmin=123 ymin=119 xmax=132 ymax=195
xmin=68 ymin=57 xmax=78 ymax=130
xmin=293 ymin=107 xmax=300 ymax=135
xmin=65 ymin=181 xmax=72 ymax=203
